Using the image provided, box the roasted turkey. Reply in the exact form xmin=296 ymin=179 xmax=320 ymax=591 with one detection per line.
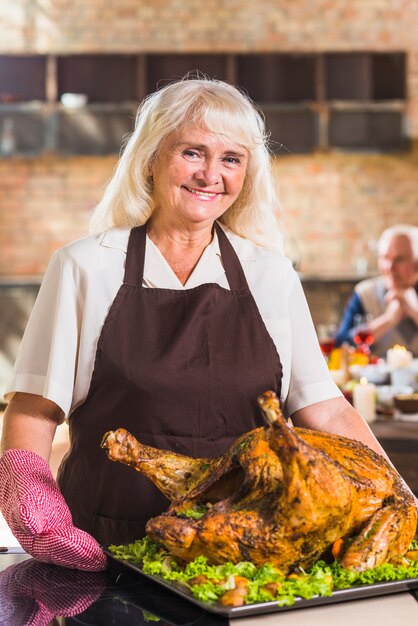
xmin=101 ymin=391 xmax=417 ymax=574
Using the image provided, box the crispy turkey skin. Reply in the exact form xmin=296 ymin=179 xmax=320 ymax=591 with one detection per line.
xmin=101 ymin=391 xmax=417 ymax=574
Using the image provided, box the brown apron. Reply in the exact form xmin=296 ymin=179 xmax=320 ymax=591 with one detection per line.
xmin=57 ymin=223 xmax=283 ymax=546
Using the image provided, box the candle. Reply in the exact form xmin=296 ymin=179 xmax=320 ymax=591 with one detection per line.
xmin=386 ymin=345 xmax=413 ymax=369
xmin=353 ymin=377 xmax=376 ymax=423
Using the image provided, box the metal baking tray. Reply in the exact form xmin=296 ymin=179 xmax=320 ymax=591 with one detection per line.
xmin=103 ymin=548 xmax=418 ymax=619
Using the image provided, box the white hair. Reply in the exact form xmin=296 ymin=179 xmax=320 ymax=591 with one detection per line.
xmin=378 ymin=224 xmax=418 ymax=261
xmin=89 ymin=76 xmax=283 ymax=250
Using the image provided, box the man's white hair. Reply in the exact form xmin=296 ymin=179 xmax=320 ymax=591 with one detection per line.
xmin=378 ymin=224 xmax=418 ymax=261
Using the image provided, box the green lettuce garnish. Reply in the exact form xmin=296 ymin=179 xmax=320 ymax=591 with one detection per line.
xmin=141 ymin=610 xmax=160 ymax=622
xmin=108 ymin=538 xmax=418 ymax=608
xmin=177 ymin=505 xmax=207 ymax=520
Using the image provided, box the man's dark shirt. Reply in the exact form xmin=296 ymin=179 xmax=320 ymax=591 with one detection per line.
xmin=335 ymin=292 xmax=365 ymax=347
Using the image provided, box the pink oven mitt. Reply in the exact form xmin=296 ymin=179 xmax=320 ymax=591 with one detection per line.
xmin=0 ymin=449 xmax=107 ymax=571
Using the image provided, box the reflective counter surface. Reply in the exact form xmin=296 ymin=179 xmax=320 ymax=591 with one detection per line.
xmin=1 ymin=549 xmax=418 ymax=626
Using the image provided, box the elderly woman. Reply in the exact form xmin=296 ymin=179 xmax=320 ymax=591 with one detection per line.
xmin=0 ymin=78 xmax=409 ymax=572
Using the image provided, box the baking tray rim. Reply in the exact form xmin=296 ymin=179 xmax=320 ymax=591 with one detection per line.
xmin=103 ymin=547 xmax=418 ymax=618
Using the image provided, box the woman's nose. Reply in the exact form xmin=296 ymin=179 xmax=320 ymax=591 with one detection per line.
xmin=195 ymin=159 xmax=221 ymax=185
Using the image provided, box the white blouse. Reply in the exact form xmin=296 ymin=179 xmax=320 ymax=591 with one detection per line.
xmin=5 ymin=225 xmax=341 ymax=418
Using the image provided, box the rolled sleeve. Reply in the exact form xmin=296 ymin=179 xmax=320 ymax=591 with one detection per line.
xmin=4 ymin=250 xmax=81 ymax=417
xmin=4 ymin=373 xmax=74 ymax=417
xmin=286 ymin=380 xmax=342 ymax=416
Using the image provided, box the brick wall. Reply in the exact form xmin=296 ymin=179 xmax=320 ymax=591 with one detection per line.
xmin=1 ymin=1 xmax=418 ymax=53
xmin=278 ymin=148 xmax=418 ymax=274
xmin=0 ymin=156 xmax=115 ymax=275
xmin=1 ymin=0 xmax=418 ymax=277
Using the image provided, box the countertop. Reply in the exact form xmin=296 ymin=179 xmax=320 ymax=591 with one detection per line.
xmin=1 ymin=550 xmax=417 ymax=626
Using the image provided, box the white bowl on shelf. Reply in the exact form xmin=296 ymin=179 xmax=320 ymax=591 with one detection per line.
xmin=60 ymin=93 xmax=88 ymax=109
xmin=357 ymin=364 xmax=390 ymax=385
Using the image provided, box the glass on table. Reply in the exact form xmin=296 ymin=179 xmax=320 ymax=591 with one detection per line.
xmin=353 ymin=313 xmax=374 ymax=356
xmin=316 ymin=323 xmax=337 ymax=359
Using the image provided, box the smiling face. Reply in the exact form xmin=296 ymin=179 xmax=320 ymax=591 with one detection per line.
xmin=149 ymin=125 xmax=248 ymax=231
xmin=378 ymin=234 xmax=417 ymax=289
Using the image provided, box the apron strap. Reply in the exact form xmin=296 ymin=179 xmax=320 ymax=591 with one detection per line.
xmin=124 ymin=222 xmax=251 ymax=291
xmin=215 ymin=222 xmax=251 ymax=292
xmin=123 ymin=225 xmax=147 ymax=285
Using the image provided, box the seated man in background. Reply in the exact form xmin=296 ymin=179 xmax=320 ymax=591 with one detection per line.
xmin=336 ymin=224 xmax=418 ymax=357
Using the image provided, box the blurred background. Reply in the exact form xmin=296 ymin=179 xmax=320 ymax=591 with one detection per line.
xmin=1 ymin=0 xmax=418 ymax=398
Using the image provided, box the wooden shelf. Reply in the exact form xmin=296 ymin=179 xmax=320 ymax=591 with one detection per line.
xmin=57 ymin=55 xmax=140 ymax=103
xmin=0 ymin=55 xmax=47 ymax=102
xmin=146 ymin=54 xmax=230 ymax=93
xmin=0 ymin=52 xmax=408 ymax=156
xmin=325 ymin=53 xmax=406 ymax=101
xmin=0 ymin=102 xmax=137 ymax=156
xmin=236 ymin=53 xmax=316 ymax=103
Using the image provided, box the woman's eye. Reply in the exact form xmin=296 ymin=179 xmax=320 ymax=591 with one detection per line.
xmin=182 ymin=150 xmax=201 ymax=161
xmin=224 ymin=156 xmax=240 ymax=165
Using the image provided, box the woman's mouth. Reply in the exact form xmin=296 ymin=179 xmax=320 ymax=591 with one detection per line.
xmin=182 ymin=186 xmax=221 ymax=200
